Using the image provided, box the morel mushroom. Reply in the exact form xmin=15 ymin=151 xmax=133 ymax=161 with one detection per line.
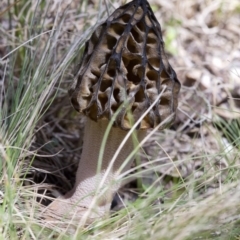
xmin=44 ymin=0 xmax=180 ymax=226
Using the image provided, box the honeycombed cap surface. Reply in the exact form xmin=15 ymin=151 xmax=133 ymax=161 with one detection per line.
xmin=69 ymin=0 xmax=181 ymax=130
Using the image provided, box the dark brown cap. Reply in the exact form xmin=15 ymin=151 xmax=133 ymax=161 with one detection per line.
xmin=69 ymin=0 xmax=181 ymax=130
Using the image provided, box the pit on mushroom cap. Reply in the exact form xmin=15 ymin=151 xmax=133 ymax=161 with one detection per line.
xmin=43 ymin=0 xmax=180 ymax=228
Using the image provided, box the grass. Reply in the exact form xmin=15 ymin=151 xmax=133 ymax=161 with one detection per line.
xmin=1 ymin=0 xmax=240 ymax=239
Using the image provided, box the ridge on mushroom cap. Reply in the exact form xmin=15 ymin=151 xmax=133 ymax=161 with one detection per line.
xmin=69 ymin=0 xmax=181 ymax=130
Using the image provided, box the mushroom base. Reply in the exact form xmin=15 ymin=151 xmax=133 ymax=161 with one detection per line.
xmin=43 ymin=118 xmax=146 ymax=228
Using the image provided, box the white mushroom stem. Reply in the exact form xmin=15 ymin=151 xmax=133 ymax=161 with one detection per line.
xmin=45 ymin=118 xmax=146 ymax=224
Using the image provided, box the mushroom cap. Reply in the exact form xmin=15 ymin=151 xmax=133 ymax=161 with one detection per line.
xmin=69 ymin=0 xmax=181 ymax=130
